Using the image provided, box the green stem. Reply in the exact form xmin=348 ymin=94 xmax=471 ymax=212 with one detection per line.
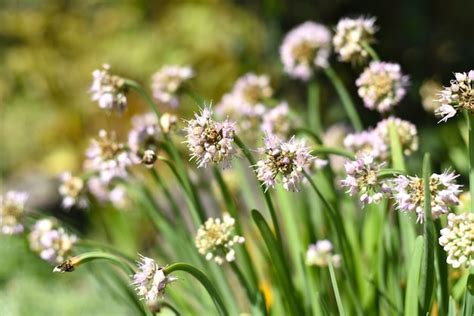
xmin=311 ymin=147 xmax=355 ymax=160
xmin=229 ymin=261 xmax=258 ymax=306
xmin=234 ymin=136 xmax=283 ymax=246
xmin=164 ymin=263 xmax=228 ymax=316
xmin=468 ymin=113 xmax=474 ymax=212
xmin=124 ymin=79 xmax=161 ymax=118
xmin=54 ymin=251 xmax=135 ymax=275
xmin=76 ymin=240 xmax=136 ymax=265
xmin=324 ymin=66 xmax=363 ymax=132
xmin=150 ymin=168 xmax=183 ymax=224
xmin=328 ymin=261 xmax=346 ymax=316
xmin=294 ymin=127 xmax=323 ymax=144
xmin=160 ymin=302 xmax=181 ymax=315
xmin=361 ymin=42 xmax=380 ymax=61
xmin=308 ymin=78 xmax=322 ymax=135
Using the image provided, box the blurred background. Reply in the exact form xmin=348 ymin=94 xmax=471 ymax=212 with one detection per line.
xmin=1 ymin=0 xmax=473 ymax=314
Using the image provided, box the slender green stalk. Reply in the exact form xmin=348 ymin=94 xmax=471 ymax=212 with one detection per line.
xmin=434 ymin=220 xmax=449 ymax=316
xmin=164 ymin=263 xmax=229 ymax=316
xmin=124 ymin=79 xmax=161 ymax=118
xmin=160 ymin=302 xmax=181 ymax=315
xmin=150 ymin=168 xmax=183 ymax=223
xmin=328 ymin=260 xmax=345 ymax=316
xmin=324 ymin=66 xmax=363 ymax=132
xmin=468 ymin=113 xmax=474 ymax=212
xmin=234 ymin=136 xmax=283 ymax=245
xmin=294 ymin=127 xmax=323 ymax=144
xmin=308 ymin=78 xmax=322 ymax=135
xmin=53 ymin=251 xmax=135 ymax=275
xmin=229 ymin=261 xmax=258 ymax=306
xmin=76 ymin=240 xmax=136 ymax=265
xmin=361 ymin=42 xmax=380 ymax=61
xmin=311 ymin=147 xmax=355 ymax=160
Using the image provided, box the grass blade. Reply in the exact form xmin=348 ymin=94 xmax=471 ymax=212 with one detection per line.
xmin=404 ymin=236 xmax=424 ymax=316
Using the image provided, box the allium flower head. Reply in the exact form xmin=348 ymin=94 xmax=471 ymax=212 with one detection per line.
xmin=356 ymin=61 xmax=409 ymax=113
xmin=184 ymin=106 xmax=237 ymax=168
xmin=280 ymin=21 xmax=332 ymax=81
xmin=0 ymin=191 xmax=28 ymax=235
xmin=256 ymin=135 xmax=314 ymax=191
xmin=439 ymin=212 xmax=474 ymax=268
xmin=85 ymin=130 xmax=132 ymax=183
xmin=58 ymin=172 xmax=88 ymax=209
xmin=391 ymin=170 xmax=462 ymax=223
xmin=151 ymin=65 xmax=194 ymax=108
xmin=340 ymin=153 xmax=387 ymax=205
xmin=374 ymin=117 xmax=418 ymax=156
xmin=128 ymin=113 xmax=161 ymax=157
xmin=333 ymin=16 xmax=377 ymax=64
xmin=306 ymin=240 xmax=341 ymax=268
xmin=261 ymin=101 xmax=296 ymax=138
xmin=435 ymin=70 xmax=474 ymax=122
xmin=195 ymin=215 xmax=245 ymax=265
xmin=29 ymin=218 xmax=78 ymax=264
xmin=343 ymin=129 xmax=388 ymax=161
xmin=90 ymin=64 xmax=127 ymax=114
xmin=132 ymin=255 xmax=177 ymax=303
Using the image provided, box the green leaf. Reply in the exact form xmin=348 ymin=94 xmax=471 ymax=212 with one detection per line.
xmin=404 ymin=236 xmax=424 ymax=316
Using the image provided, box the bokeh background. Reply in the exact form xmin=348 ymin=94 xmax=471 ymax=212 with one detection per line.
xmin=1 ymin=0 xmax=473 ymax=314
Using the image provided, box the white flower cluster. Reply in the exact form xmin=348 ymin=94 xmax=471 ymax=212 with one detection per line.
xmin=195 ymin=215 xmax=245 ymax=265
xmin=28 ymin=218 xmax=78 ymax=264
xmin=0 ymin=191 xmax=28 ymax=235
xmin=306 ymin=240 xmax=341 ymax=268
xmin=391 ymin=170 xmax=462 ymax=223
xmin=256 ymin=135 xmax=314 ymax=192
xmin=131 ymin=255 xmax=177 ymax=303
xmin=184 ymin=106 xmax=237 ymax=168
xmin=84 ymin=129 xmax=132 ymax=183
xmin=344 ymin=129 xmax=389 ymax=161
xmin=435 ymin=71 xmax=474 ymax=122
xmin=151 ymin=65 xmax=194 ymax=108
xmin=280 ymin=21 xmax=332 ymax=81
xmin=128 ymin=112 xmax=161 ymax=156
xmin=439 ymin=212 xmax=474 ymax=268
xmin=340 ymin=154 xmax=387 ymax=205
xmin=333 ymin=16 xmax=377 ymax=63
xmin=58 ymin=172 xmax=88 ymax=209
xmin=261 ymin=101 xmax=296 ymax=138
xmin=90 ymin=64 xmax=127 ymax=114
xmin=87 ymin=177 xmax=129 ymax=209
xmin=356 ymin=61 xmax=409 ymax=113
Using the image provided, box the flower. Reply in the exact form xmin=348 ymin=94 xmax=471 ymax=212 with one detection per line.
xmin=0 ymin=191 xmax=28 ymax=235
xmin=356 ymin=61 xmax=409 ymax=113
xmin=333 ymin=16 xmax=377 ymax=64
xmin=343 ymin=129 xmax=388 ymax=161
xmin=340 ymin=153 xmax=387 ymax=205
xmin=391 ymin=170 xmax=462 ymax=223
xmin=419 ymin=80 xmax=443 ymax=113
xmin=87 ymin=177 xmax=129 ymax=209
xmin=280 ymin=21 xmax=332 ymax=81
xmin=261 ymin=101 xmax=296 ymax=138
xmin=195 ymin=215 xmax=245 ymax=265
xmin=435 ymin=70 xmax=474 ymax=122
xmin=84 ymin=130 xmax=132 ymax=183
xmin=374 ymin=117 xmax=418 ymax=156
xmin=90 ymin=64 xmax=127 ymax=114
xmin=439 ymin=212 xmax=474 ymax=268
xmin=151 ymin=65 xmax=194 ymax=108
xmin=184 ymin=106 xmax=237 ymax=168
xmin=232 ymin=73 xmax=273 ymax=107
xmin=255 ymin=135 xmax=314 ymax=191
xmin=306 ymin=240 xmax=341 ymax=267
xmin=58 ymin=172 xmax=88 ymax=209
xmin=131 ymin=255 xmax=177 ymax=303
xmin=28 ymin=218 xmax=78 ymax=264
xmin=128 ymin=113 xmax=161 ymax=157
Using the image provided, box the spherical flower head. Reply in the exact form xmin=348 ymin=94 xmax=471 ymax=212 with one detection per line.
xmin=184 ymin=106 xmax=237 ymax=168
xmin=58 ymin=172 xmax=88 ymax=209
xmin=439 ymin=212 xmax=474 ymax=268
xmin=90 ymin=64 xmax=127 ymax=114
xmin=195 ymin=215 xmax=245 ymax=265
xmin=261 ymin=101 xmax=296 ymax=138
xmin=391 ymin=170 xmax=462 ymax=223
xmin=84 ymin=130 xmax=132 ymax=183
xmin=151 ymin=65 xmax=194 ymax=108
xmin=0 ymin=191 xmax=28 ymax=235
xmin=419 ymin=80 xmax=443 ymax=113
xmin=435 ymin=70 xmax=474 ymax=122
xmin=28 ymin=218 xmax=78 ymax=264
xmin=128 ymin=113 xmax=161 ymax=157
xmin=333 ymin=16 xmax=377 ymax=64
xmin=356 ymin=61 xmax=409 ymax=113
xmin=306 ymin=240 xmax=341 ymax=268
xmin=232 ymin=73 xmax=273 ymax=107
xmin=131 ymin=255 xmax=177 ymax=303
xmin=343 ymin=129 xmax=388 ymax=161
xmin=256 ymin=135 xmax=314 ymax=192
xmin=340 ymin=153 xmax=387 ymax=205
xmin=374 ymin=117 xmax=419 ymax=156
xmin=280 ymin=21 xmax=332 ymax=81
